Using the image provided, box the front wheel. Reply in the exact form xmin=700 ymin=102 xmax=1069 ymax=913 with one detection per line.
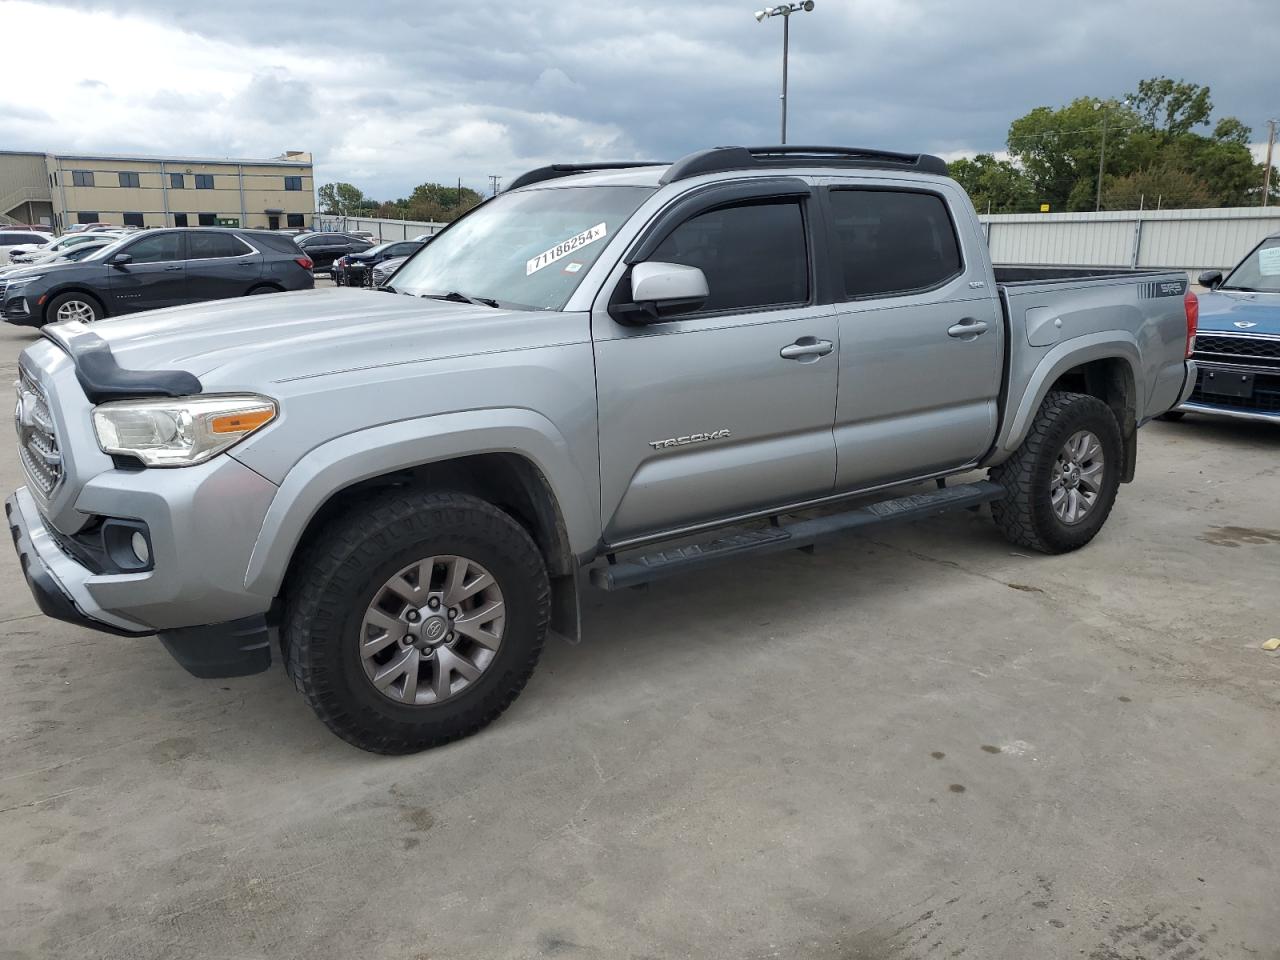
xmin=45 ymin=291 xmax=103 ymax=325
xmin=283 ymin=490 xmax=550 ymax=753
xmin=990 ymin=391 xmax=1122 ymax=554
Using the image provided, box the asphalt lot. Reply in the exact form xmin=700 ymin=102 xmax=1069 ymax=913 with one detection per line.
xmin=1 ymin=310 xmax=1278 ymax=960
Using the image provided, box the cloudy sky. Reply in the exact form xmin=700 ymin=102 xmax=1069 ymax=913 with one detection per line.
xmin=3 ymin=0 xmax=1276 ymax=200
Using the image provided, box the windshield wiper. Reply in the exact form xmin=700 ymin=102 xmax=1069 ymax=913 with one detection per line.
xmin=422 ymin=291 xmax=500 ymax=308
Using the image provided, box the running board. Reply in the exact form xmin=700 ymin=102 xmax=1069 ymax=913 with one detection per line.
xmin=590 ymin=480 xmax=1005 ymax=591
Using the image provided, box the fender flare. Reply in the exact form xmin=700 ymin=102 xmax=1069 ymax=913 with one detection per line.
xmin=240 ymin=408 xmax=599 ymax=597
xmin=995 ymin=334 xmax=1142 ymax=458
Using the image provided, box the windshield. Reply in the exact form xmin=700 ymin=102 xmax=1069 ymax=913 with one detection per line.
xmin=390 ymin=185 xmax=655 ymax=310
xmin=1221 ymin=237 xmax=1280 ymax=293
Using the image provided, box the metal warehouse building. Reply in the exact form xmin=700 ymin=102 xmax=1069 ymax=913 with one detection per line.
xmin=0 ymin=149 xmax=314 ymax=232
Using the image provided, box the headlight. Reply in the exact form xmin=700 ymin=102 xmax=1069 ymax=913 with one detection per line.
xmin=92 ymin=395 xmax=277 ymax=467
xmin=5 ymin=276 xmax=42 ymax=289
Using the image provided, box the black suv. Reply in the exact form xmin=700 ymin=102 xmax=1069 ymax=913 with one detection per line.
xmin=0 ymin=228 xmax=315 ymax=327
xmin=334 ymin=239 xmax=428 ymax=286
xmin=294 ymin=232 xmax=374 ymax=270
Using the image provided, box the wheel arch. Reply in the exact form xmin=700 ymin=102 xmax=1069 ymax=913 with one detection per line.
xmin=42 ymin=286 xmax=107 ymax=324
xmin=995 ymin=337 xmax=1142 ymax=481
xmin=242 ymin=411 xmax=597 ymax=636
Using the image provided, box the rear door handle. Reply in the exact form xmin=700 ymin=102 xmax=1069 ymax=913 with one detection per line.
xmin=947 ymin=318 xmax=989 ymax=339
xmin=780 ymin=337 xmax=834 ymax=361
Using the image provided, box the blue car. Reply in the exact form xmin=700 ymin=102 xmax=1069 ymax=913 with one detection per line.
xmin=1176 ymin=233 xmax=1280 ymax=423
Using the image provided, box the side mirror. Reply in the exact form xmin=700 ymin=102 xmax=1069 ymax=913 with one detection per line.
xmin=614 ymin=261 xmax=709 ymax=323
xmin=108 ymin=252 xmax=133 ymax=267
xmin=1197 ymin=270 xmax=1223 ymax=290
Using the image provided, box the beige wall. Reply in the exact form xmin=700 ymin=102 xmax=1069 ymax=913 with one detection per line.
xmin=43 ymin=155 xmax=314 ymax=231
xmin=0 ymin=152 xmax=53 ymax=221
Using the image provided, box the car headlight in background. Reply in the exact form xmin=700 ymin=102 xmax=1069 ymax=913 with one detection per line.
xmin=92 ymin=395 xmax=277 ymax=467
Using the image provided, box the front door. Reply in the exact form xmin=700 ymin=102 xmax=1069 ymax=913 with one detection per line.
xmin=268 ymin=216 xmax=280 ymax=230
xmin=593 ymin=190 xmax=838 ymax=545
xmin=821 ymin=182 xmax=1003 ymax=490
xmin=106 ymin=231 xmax=186 ymax=313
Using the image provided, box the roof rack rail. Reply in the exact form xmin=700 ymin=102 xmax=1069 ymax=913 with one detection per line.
xmin=660 ymin=145 xmax=949 ymax=184
xmin=506 ymin=161 xmax=669 ymax=192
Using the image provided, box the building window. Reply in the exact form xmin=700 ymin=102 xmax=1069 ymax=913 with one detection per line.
xmin=119 ymin=172 xmax=140 ymax=188
xmin=170 ymin=173 xmax=185 ymax=189
xmin=284 ymin=176 xmax=303 ymax=191
xmin=195 ymin=175 xmax=214 ymax=189
xmin=287 ymin=213 xmax=305 ymax=228
xmin=72 ymin=170 xmax=95 ymax=187
xmin=174 ymin=213 xmax=189 ymax=227
xmin=198 ymin=213 xmax=216 ymax=226
xmin=76 ymin=212 xmax=100 ymax=224
xmin=122 ymin=212 xmax=144 ymax=228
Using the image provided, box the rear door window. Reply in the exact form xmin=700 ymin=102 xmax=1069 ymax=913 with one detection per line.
xmin=827 ymin=189 xmax=963 ymax=299
xmin=188 ymin=232 xmax=252 ymax=259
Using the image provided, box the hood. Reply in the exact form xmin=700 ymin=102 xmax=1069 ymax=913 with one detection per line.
xmin=0 ymin=262 xmax=59 ymax=280
xmin=45 ymin=287 xmax=577 ymax=387
xmin=1196 ymin=289 xmax=1280 ymax=336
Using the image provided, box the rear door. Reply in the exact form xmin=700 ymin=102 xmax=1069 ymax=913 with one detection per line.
xmin=185 ymin=231 xmax=261 ymax=301
xmin=592 ymin=180 xmax=839 ymax=544
xmin=821 ymin=180 xmax=1002 ymax=490
xmin=105 ymin=231 xmax=186 ymax=313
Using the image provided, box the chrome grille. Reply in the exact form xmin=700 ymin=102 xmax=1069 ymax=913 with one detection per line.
xmin=16 ymin=367 xmax=63 ymax=498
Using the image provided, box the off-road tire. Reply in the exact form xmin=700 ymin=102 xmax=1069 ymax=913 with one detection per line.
xmin=283 ymin=490 xmax=550 ymax=753
xmin=989 ymin=391 xmax=1122 ymax=554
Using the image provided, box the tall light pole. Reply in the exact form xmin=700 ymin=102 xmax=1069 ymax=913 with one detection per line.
xmin=754 ymin=2 xmax=815 ymax=144
xmin=1095 ymin=97 xmax=1130 ymax=212
xmin=1263 ymin=119 xmax=1277 ymax=208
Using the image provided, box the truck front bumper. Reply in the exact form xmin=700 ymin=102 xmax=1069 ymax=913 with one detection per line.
xmin=6 ymin=485 xmax=274 ymax=678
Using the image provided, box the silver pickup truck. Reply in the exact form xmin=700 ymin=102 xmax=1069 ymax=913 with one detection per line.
xmin=7 ymin=146 xmax=1198 ymax=753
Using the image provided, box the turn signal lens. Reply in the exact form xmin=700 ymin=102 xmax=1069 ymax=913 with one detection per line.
xmin=210 ymin=408 xmax=275 ymax=434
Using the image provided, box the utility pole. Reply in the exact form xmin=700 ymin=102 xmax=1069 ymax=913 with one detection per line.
xmin=1263 ymin=119 xmax=1277 ymax=208
xmin=1095 ymin=98 xmax=1130 ymax=213
xmin=488 ymin=175 xmax=502 ymax=196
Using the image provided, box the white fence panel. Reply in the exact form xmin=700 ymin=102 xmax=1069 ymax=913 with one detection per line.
xmin=980 ymin=207 xmax=1280 ymax=274
xmin=314 ymin=215 xmax=448 ymax=242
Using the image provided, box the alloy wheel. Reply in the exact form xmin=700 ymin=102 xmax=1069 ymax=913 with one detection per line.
xmin=1050 ymin=429 xmax=1105 ymax=525
xmin=359 ymin=555 xmax=506 ymax=706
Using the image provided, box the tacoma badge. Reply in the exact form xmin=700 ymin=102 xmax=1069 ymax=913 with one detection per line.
xmin=649 ymin=429 xmax=731 ymax=450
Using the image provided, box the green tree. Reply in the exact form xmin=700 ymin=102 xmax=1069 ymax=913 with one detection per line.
xmin=1006 ymin=79 xmax=1269 ymax=210
xmin=947 ymin=153 xmax=1037 ymax=213
xmin=1007 ymin=97 xmax=1143 ymax=211
xmin=1127 ymin=77 xmax=1212 ymax=136
xmin=1102 ymin=165 xmax=1215 ymax=210
xmin=317 ymin=182 xmax=373 ymax=216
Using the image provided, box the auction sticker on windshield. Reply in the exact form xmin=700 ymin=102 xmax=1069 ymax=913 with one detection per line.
xmin=1259 ymin=247 xmax=1280 ymax=276
xmin=527 ymin=223 xmax=607 ymax=275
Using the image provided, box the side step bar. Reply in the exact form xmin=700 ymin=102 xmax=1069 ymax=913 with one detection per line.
xmin=589 ymin=480 xmax=1006 ymax=591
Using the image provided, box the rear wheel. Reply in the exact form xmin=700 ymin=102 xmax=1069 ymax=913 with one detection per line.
xmin=283 ymin=490 xmax=550 ymax=753
xmin=45 ymin=291 xmax=103 ymax=325
xmin=990 ymin=391 xmax=1122 ymax=554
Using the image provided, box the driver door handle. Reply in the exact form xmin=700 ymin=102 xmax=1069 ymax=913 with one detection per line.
xmin=780 ymin=337 xmax=834 ymax=361
xmin=947 ymin=318 xmax=989 ymax=339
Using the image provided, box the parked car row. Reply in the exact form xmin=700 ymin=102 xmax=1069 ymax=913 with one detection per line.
xmin=7 ymin=229 xmax=126 ymax=264
xmin=332 ymin=238 xmax=429 ymax=286
xmin=0 ymin=228 xmax=314 ymax=326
